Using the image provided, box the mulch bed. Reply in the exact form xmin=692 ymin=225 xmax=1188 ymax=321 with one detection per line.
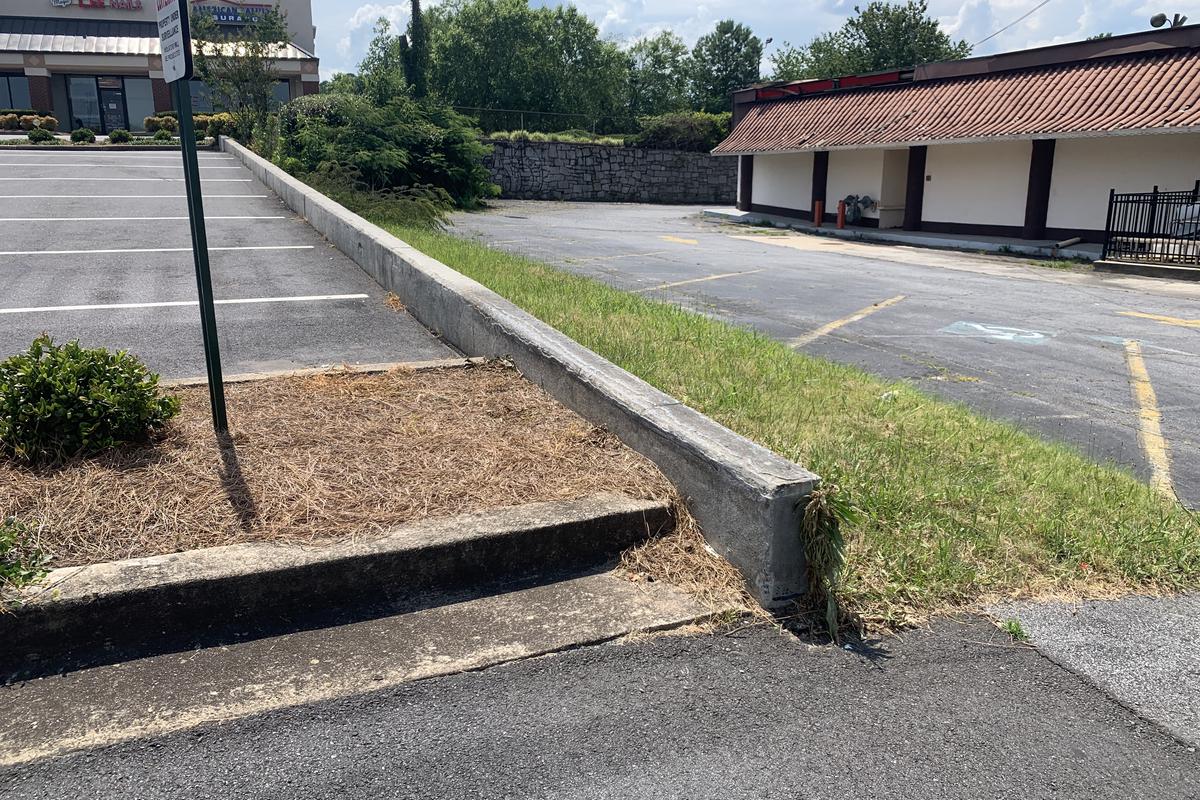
xmin=1 ymin=362 xmax=672 ymax=568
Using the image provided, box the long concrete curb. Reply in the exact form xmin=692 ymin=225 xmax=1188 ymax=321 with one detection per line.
xmin=1 ymin=495 xmax=670 ymax=663
xmin=221 ymin=137 xmax=820 ymax=607
xmin=160 ymin=357 xmax=485 ymax=387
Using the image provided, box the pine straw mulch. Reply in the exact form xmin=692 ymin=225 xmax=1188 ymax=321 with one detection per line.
xmin=1 ymin=362 xmax=677 ymax=568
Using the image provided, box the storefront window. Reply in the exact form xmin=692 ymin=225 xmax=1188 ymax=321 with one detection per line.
xmin=1 ymin=75 xmax=32 ymax=110
xmin=272 ymin=80 xmax=290 ymax=107
xmin=124 ymin=78 xmax=155 ymax=131
xmin=189 ymin=80 xmax=216 ymax=113
xmin=67 ymin=76 xmax=102 ymax=130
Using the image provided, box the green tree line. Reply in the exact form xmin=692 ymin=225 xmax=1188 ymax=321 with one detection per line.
xmin=322 ymin=0 xmax=970 ymax=132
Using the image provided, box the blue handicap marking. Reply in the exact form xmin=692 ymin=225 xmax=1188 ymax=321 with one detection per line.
xmin=941 ymin=321 xmax=1054 ymax=344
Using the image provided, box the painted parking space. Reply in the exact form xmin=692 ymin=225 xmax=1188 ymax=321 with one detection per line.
xmin=451 ymin=200 xmax=1200 ymax=506
xmin=0 ymin=149 xmax=452 ymax=378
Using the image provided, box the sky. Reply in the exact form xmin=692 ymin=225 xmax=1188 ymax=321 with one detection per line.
xmin=312 ymin=0 xmax=1200 ymax=79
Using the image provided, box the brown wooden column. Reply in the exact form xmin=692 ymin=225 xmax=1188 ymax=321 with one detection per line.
xmin=902 ymin=145 xmax=927 ymax=231
xmin=1022 ymin=139 xmax=1056 ymax=240
xmin=811 ymin=151 xmax=829 ymax=220
xmin=151 ymin=78 xmax=173 ymax=113
xmin=737 ymin=154 xmax=754 ymax=211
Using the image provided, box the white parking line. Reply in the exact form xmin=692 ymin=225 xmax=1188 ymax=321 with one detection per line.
xmin=0 ymin=245 xmax=313 ymax=256
xmin=0 ymin=216 xmax=285 ymax=222
xmin=0 ymin=294 xmax=371 ymax=315
xmin=0 ymin=177 xmax=251 ymax=182
xmin=0 ymin=195 xmax=268 ymax=198
xmin=0 ymin=162 xmax=243 ymax=169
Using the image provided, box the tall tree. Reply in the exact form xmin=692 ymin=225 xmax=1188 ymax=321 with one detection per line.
xmin=426 ymin=0 xmax=627 ymax=129
xmin=358 ymin=18 xmax=407 ymax=106
xmin=688 ymin=20 xmax=762 ymax=113
xmin=401 ymin=0 xmax=430 ymax=98
xmin=191 ymin=6 xmax=289 ymax=142
xmin=626 ymin=31 xmax=690 ymax=116
xmin=770 ymin=1 xmax=970 ymax=81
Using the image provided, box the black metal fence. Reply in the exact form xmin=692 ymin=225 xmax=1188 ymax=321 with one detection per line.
xmin=1103 ymin=180 xmax=1200 ymax=266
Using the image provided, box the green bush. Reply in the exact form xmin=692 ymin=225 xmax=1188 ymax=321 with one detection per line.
xmin=153 ymin=128 xmax=173 ymax=142
xmin=0 ymin=336 xmax=180 ymax=463
xmin=107 ymin=128 xmax=132 ymax=143
xmin=70 ymin=128 xmax=96 ymax=143
xmin=145 ymin=114 xmax=179 ymax=134
xmin=27 ymin=128 xmax=54 ymax=144
xmin=1 ymin=517 xmax=49 ymax=590
xmin=277 ymin=93 xmax=496 ymax=208
xmin=625 ymin=111 xmax=732 ymax=152
xmin=206 ymin=112 xmax=234 ymax=139
xmin=508 ymin=129 xmax=531 ymax=141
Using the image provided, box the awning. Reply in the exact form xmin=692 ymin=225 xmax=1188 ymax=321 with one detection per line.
xmin=714 ymin=48 xmax=1200 ymax=155
xmin=0 ymin=15 xmax=315 ymax=60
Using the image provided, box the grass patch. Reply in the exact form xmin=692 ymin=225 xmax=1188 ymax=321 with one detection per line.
xmin=384 ymin=224 xmax=1200 ymax=627
xmin=999 ymin=617 xmax=1030 ymax=642
xmin=1027 ymin=258 xmax=1093 ymax=272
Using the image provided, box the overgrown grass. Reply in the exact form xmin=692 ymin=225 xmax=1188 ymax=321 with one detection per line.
xmin=383 ymin=224 xmax=1200 ymax=626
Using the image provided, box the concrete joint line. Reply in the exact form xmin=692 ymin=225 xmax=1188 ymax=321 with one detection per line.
xmin=220 ymin=136 xmax=821 ymax=607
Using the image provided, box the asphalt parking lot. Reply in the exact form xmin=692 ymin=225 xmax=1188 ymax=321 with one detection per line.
xmin=0 ymin=149 xmax=452 ymax=378
xmin=452 ymin=200 xmax=1200 ymax=507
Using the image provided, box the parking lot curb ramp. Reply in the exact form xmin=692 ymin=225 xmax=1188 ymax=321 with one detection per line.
xmin=1 ymin=495 xmax=669 ymax=667
xmin=220 ymin=136 xmax=820 ymax=609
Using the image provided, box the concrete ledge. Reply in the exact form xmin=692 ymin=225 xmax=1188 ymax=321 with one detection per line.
xmin=161 ymin=357 xmax=484 ymax=387
xmin=1 ymin=495 xmax=670 ymax=662
xmin=222 ymin=136 xmax=820 ymax=608
xmin=0 ymin=144 xmax=214 ymax=152
xmin=1094 ymin=259 xmax=1200 ymax=281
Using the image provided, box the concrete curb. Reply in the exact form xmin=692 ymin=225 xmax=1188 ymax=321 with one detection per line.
xmin=160 ymin=357 xmax=484 ymax=387
xmin=703 ymin=207 xmax=1100 ymax=261
xmin=0 ymin=144 xmax=214 ymax=152
xmin=221 ymin=136 xmax=820 ymax=608
xmin=1 ymin=495 xmax=670 ymax=662
xmin=1094 ymin=259 xmax=1200 ymax=281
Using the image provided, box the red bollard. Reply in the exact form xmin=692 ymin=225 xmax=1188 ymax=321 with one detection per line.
xmin=813 ymin=199 xmax=824 ymax=228
xmin=837 ymin=200 xmax=847 ymax=229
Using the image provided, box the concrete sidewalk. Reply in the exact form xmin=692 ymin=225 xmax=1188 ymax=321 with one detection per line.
xmin=704 ymin=206 xmax=1102 ymax=261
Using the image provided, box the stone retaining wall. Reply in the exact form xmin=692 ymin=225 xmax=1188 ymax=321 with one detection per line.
xmin=483 ymin=139 xmax=736 ymax=204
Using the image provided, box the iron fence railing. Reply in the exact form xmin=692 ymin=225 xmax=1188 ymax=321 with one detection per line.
xmin=1102 ymin=180 xmax=1200 ymax=266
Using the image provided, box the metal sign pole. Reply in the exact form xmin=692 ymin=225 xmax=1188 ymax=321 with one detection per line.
xmin=158 ymin=0 xmax=227 ymax=434
xmin=172 ymin=79 xmax=228 ymax=433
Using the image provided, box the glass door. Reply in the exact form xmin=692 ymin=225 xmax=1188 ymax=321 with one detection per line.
xmin=97 ymin=77 xmax=126 ymax=133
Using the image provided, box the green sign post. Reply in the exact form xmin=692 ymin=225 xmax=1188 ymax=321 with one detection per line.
xmin=158 ymin=0 xmax=228 ymax=433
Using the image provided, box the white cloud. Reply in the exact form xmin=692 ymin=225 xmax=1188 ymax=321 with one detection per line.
xmin=347 ymin=3 xmax=409 ymax=31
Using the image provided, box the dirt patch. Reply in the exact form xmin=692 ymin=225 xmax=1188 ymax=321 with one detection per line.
xmin=1 ymin=362 xmax=673 ymax=567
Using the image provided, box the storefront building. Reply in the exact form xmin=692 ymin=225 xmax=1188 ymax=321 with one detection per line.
xmin=0 ymin=0 xmax=319 ymax=132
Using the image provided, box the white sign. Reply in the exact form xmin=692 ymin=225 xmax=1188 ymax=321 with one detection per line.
xmin=156 ymin=0 xmax=193 ymax=84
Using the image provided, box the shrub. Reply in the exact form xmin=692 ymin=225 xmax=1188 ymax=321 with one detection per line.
xmin=0 ymin=114 xmax=17 ymax=130
xmin=625 ymin=111 xmax=732 ymax=152
xmin=37 ymin=115 xmax=58 ymax=131
xmin=206 ymin=112 xmax=234 ymax=139
xmin=0 ymin=517 xmax=49 ymax=590
xmin=0 ymin=336 xmax=180 ymax=463
xmin=508 ymin=129 xmax=531 ymax=141
xmin=26 ymin=127 xmax=54 ymax=144
xmin=145 ymin=114 xmax=179 ymax=134
xmin=153 ymin=128 xmax=173 ymax=142
xmin=277 ymin=93 xmax=496 ymax=208
xmin=18 ymin=115 xmax=38 ymax=131
xmin=192 ymin=114 xmax=212 ymax=136
xmin=70 ymin=127 xmax=96 ymax=143
xmin=528 ymin=131 xmax=549 ymax=142
xmin=143 ymin=115 xmax=161 ymax=132
xmin=107 ymin=128 xmax=132 ymax=143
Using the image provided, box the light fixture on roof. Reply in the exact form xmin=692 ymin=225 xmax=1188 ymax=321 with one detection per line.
xmin=1149 ymin=12 xmax=1189 ymax=28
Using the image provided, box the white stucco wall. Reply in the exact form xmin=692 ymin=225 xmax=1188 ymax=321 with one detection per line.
xmin=827 ymin=149 xmax=885 ymax=220
xmin=922 ymin=141 xmax=1030 ymax=227
xmin=1047 ymin=134 xmax=1200 ymax=231
xmin=751 ymin=152 xmax=814 ymax=213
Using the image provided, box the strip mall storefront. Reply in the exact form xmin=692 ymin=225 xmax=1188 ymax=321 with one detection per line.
xmin=0 ymin=0 xmax=318 ymax=132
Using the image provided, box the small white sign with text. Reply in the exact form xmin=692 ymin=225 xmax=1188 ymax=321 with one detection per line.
xmin=156 ymin=0 xmax=193 ymax=84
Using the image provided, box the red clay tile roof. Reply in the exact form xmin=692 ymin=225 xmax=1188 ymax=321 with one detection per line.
xmin=713 ymin=48 xmax=1200 ymax=155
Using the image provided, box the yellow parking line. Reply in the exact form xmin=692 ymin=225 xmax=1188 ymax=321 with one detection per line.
xmin=789 ymin=295 xmax=907 ymax=348
xmin=1123 ymin=339 xmax=1175 ymax=500
xmin=660 ymin=235 xmax=699 ymax=245
xmin=634 ymin=269 xmax=764 ymax=293
xmin=1117 ymin=311 xmax=1200 ymax=330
